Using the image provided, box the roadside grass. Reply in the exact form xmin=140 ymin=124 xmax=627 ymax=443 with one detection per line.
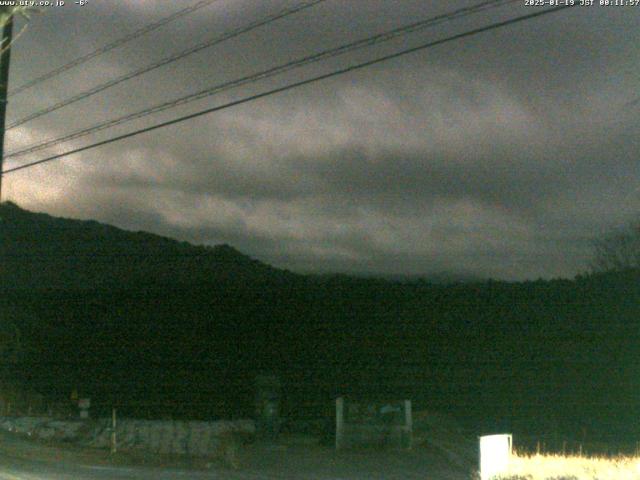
xmin=490 ymin=450 xmax=640 ymax=480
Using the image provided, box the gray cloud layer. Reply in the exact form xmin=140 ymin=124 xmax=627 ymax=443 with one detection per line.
xmin=4 ymin=0 xmax=639 ymax=280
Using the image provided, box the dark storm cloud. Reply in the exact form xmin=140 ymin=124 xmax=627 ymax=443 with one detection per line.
xmin=5 ymin=0 xmax=640 ymax=280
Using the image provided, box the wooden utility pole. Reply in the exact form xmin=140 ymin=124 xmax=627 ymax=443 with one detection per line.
xmin=0 ymin=7 xmax=13 ymax=202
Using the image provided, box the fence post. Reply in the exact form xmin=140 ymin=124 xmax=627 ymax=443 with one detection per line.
xmin=404 ymin=399 xmax=412 ymax=449
xmin=110 ymin=408 xmax=117 ymax=454
xmin=335 ymin=396 xmax=344 ymax=450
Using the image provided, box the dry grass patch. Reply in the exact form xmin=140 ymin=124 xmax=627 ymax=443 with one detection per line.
xmin=497 ymin=451 xmax=640 ymax=480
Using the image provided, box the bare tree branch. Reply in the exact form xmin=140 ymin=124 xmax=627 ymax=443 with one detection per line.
xmin=590 ymin=220 xmax=640 ymax=273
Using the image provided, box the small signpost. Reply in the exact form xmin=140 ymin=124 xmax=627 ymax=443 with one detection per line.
xmin=78 ymin=398 xmax=90 ymax=419
xmin=255 ymin=374 xmax=281 ymax=441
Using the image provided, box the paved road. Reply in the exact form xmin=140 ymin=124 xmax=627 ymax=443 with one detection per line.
xmin=0 ymin=432 xmax=469 ymax=479
xmin=0 ymin=451 xmax=286 ymax=480
xmin=0 ymin=450 xmax=468 ymax=480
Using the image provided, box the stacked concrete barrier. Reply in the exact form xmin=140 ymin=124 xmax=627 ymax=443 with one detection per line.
xmin=0 ymin=416 xmax=89 ymax=440
xmin=0 ymin=416 xmax=254 ymax=457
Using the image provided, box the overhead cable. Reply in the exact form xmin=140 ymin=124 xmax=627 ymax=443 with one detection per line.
xmin=6 ymin=0 xmax=516 ymax=159
xmin=10 ymin=0 xmax=219 ymax=97
xmin=1 ymin=5 xmax=576 ymax=176
xmin=7 ymin=0 xmax=328 ymax=129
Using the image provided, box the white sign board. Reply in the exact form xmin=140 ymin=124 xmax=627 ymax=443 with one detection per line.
xmin=479 ymin=434 xmax=512 ymax=480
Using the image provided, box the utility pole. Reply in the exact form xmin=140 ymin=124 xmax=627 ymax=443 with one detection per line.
xmin=0 ymin=7 xmax=13 ymax=203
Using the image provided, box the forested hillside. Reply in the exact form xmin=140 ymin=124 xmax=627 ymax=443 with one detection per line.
xmin=1 ymin=202 xmax=638 ymax=448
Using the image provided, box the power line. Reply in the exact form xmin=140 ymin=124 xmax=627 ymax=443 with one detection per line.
xmin=7 ymin=0 xmax=328 ymax=130
xmin=8 ymin=0 xmax=219 ymax=97
xmin=5 ymin=0 xmax=516 ymax=160
xmin=2 ymin=5 xmax=576 ymax=176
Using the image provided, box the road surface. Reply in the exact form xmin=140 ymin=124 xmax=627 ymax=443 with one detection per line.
xmin=0 ymin=430 xmax=470 ymax=479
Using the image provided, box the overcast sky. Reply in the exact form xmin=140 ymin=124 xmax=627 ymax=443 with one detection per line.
xmin=3 ymin=0 xmax=639 ymax=280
